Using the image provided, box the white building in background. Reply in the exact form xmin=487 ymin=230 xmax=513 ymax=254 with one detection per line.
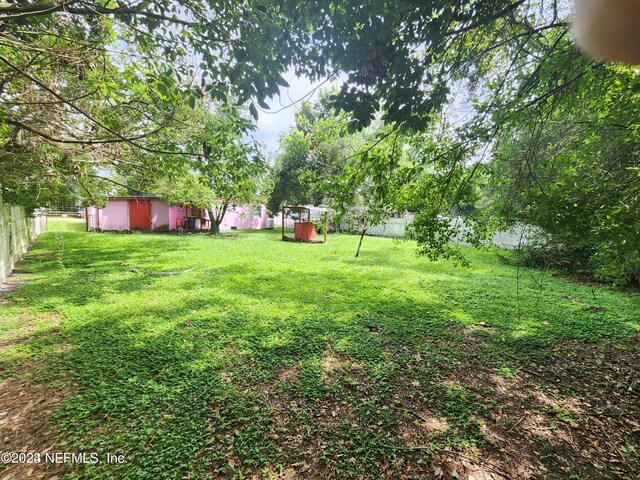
xmin=275 ymin=205 xmax=541 ymax=250
xmin=353 ymin=213 xmax=542 ymax=250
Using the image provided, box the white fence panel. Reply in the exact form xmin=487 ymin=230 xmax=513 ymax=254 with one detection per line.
xmin=0 ymin=195 xmax=48 ymax=284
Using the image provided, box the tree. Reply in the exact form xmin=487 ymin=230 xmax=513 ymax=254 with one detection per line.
xmin=268 ymin=129 xmax=314 ymax=213
xmin=1 ymin=5 xmax=187 ymax=196
xmin=271 ymin=94 xmax=411 ymax=256
xmin=486 ymin=64 xmax=640 ymax=285
xmin=0 ymin=1 xmax=586 ymax=199
xmin=189 ymin=105 xmax=266 ymax=234
xmin=324 ymin=129 xmax=408 ymax=257
xmin=2 ymin=1 xmax=578 ymax=121
xmin=1 ymin=1 xmax=580 ymax=154
xmin=0 ymin=0 xmax=292 ymax=209
xmin=265 ymin=2 xmax=588 ymax=263
xmin=149 ymin=173 xmax=216 ymax=215
xmin=339 ymin=173 xmax=399 ymax=258
xmin=268 ymin=97 xmax=352 ymax=213
xmin=270 ymin=91 xmax=490 ymax=259
xmin=104 ymin=100 xmax=267 ymax=234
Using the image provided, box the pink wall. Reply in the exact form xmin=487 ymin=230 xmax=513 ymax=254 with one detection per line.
xmin=87 ymin=200 xmax=269 ymax=232
xmin=101 ymin=199 xmax=129 ymax=231
xmin=151 ymin=199 xmax=170 ymax=230
xmin=88 ymin=198 xmax=168 ymax=231
xmin=219 ymin=204 xmax=268 ymax=230
xmin=169 ymin=205 xmax=187 ymax=230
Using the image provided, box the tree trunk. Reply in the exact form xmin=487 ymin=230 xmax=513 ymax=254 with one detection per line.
xmin=355 ymin=228 xmax=367 ymax=257
xmin=208 ymin=208 xmax=217 ymax=234
xmin=209 ymin=203 xmax=228 ymax=235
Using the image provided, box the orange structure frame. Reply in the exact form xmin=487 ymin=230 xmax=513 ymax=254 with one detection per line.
xmin=281 ymin=206 xmax=327 ymax=243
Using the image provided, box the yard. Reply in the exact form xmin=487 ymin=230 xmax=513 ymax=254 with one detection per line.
xmin=0 ymin=220 xmax=638 ymax=479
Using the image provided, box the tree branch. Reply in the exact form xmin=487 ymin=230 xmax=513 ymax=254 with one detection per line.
xmin=0 ymin=55 xmax=196 ymax=157
xmin=87 ymin=174 xmax=138 ymax=191
xmin=5 ymin=115 xmax=176 ymax=146
xmin=443 ymin=0 xmax=527 ymax=38
xmin=0 ymin=1 xmax=197 ymax=27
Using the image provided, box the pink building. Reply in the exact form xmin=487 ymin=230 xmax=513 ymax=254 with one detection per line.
xmin=219 ymin=204 xmax=269 ymax=231
xmin=86 ymin=196 xmax=269 ymax=232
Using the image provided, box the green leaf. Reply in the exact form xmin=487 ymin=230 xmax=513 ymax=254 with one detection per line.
xmin=249 ymin=102 xmax=259 ymax=120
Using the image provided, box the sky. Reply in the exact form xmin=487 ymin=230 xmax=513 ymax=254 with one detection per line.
xmin=253 ymin=69 xmax=342 ymax=158
xmin=250 ymin=69 xmax=491 ymax=167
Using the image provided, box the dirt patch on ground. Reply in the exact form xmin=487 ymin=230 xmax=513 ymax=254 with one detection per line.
xmin=414 ymin=338 xmax=640 ymax=480
xmin=0 ymin=312 xmax=61 ymax=351
xmin=277 ymin=365 xmax=299 ymax=383
xmin=223 ymin=336 xmax=640 ymax=480
xmin=320 ymin=351 xmax=363 ymax=385
xmin=0 ymin=270 xmax=73 ymax=479
xmin=0 ymin=376 xmax=75 ymax=479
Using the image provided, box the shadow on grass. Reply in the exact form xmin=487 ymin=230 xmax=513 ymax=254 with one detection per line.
xmin=44 ymin=293 xmax=640 ymax=479
xmin=1 ymin=228 xmax=638 ymax=479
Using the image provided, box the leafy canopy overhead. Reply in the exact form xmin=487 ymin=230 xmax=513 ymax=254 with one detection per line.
xmin=2 ymin=0 xmax=575 ymax=137
xmin=0 ymin=0 xmax=580 ymax=210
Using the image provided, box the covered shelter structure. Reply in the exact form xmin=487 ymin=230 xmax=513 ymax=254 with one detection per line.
xmin=281 ymin=205 xmax=328 ymax=243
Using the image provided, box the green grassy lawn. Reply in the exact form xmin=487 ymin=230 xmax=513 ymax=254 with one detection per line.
xmin=42 ymin=216 xmax=86 ymax=232
xmin=0 ymin=220 xmax=638 ymax=479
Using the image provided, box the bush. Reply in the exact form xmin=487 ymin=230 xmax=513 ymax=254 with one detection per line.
xmin=311 ymin=219 xmax=326 ymax=234
xmin=501 ymin=240 xmax=640 ymax=288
